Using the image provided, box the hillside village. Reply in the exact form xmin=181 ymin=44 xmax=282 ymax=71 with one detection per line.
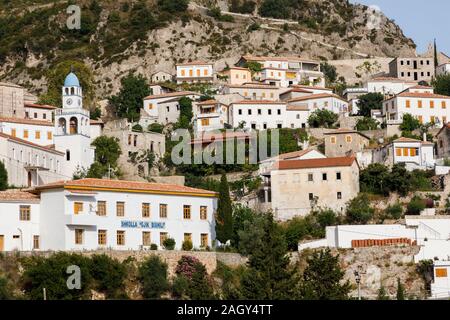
xmin=2 ymin=0 xmax=450 ymax=301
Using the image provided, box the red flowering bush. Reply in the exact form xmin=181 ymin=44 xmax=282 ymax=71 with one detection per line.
xmin=175 ymin=256 xmax=201 ymax=280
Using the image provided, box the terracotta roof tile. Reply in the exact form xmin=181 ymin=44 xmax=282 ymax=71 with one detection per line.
xmin=25 ymin=103 xmax=58 ymax=110
xmin=33 ymin=178 xmax=217 ymax=197
xmin=397 ymin=92 xmax=450 ymax=99
xmin=0 ymin=132 xmax=64 ymax=155
xmin=287 ymin=93 xmax=348 ymax=103
xmin=286 ymin=104 xmax=309 ymax=111
xmin=0 ymin=117 xmax=53 ymax=126
xmin=0 ymin=190 xmax=39 ymax=202
xmin=144 ymin=91 xmax=199 ymax=100
xmin=176 ymin=61 xmax=212 ymax=66
xmin=274 ymin=156 xmax=356 ymax=171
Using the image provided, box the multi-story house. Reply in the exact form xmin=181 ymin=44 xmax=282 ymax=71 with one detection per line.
xmin=280 ymin=86 xmax=333 ymax=101
xmin=228 ymin=100 xmax=309 ymax=130
xmin=141 ymin=91 xmax=201 ymax=126
xmin=223 ymin=83 xmax=283 ymax=101
xmin=287 ymin=93 xmax=350 ymax=115
xmin=24 ymin=103 xmax=57 ymax=121
xmin=382 ymin=86 xmax=450 ymax=125
xmin=0 ymin=178 xmax=217 ymax=251
xmin=151 ymin=70 xmax=173 ymax=83
xmin=176 ymin=61 xmax=214 ymax=84
xmin=220 ymin=67 xmax=252 ymax=85
xmin=193 ymin=100 xmax=229 ymax=132
xmin=0 ymin=117 xmax=55 ymax=146
xmin=265 ymin=156 xmax=360 ymax=220
xmin=388 ymin=57 xmax=435 ymax=83
xmin=236 ymin=56 xmax=325 ymax=87
xmin=324 ymin=129 xmax=370 ymax=158
xmin=388 ymin=137 xmax=435 ymax=170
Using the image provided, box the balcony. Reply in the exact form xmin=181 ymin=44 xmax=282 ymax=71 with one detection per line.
xmin=197 ymin=112 xmax=220 ymax=118
xmin=65 ymin=213 xmax=103 ymax=227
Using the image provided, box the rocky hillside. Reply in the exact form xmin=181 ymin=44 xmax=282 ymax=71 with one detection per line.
xmin=0 ymin=0 xmax=416 ymax=99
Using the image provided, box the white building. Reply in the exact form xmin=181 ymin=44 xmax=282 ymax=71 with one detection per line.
xmin=390 ymin=137 xmax=435 ymax=170
xmin=176 ymin=61 xmax=214 ymax=84
xmin=151 ymin=71 xmax=173 ymax=83
xmin=383 ymin=86 xmax=450 ymax=125
xmin=287 ymin=93 xmax=349 ymax=115
xmin=24 ymin=103 xmax=57 ymax=121
xmin=193 ymin=100 xmax=229 ymax=132
xmin=431 ymin=261 xmax=450 ymax=299
xmin=366 ymin=77 xmax=417 ymax=96
xmin=0 ymin=178 xmax=217 ymax=252
xmin=141 ymin=91 xmax=201 ymax=126
xmin=436 ymin=63 xmax=450 ymax=77
xmin=0 ymin=117 xmax=55 ymax=146
xmin=228 ymin=100 xmax=309 ymax=130
xmin=223 ymin=83 xmax=283 ymax=101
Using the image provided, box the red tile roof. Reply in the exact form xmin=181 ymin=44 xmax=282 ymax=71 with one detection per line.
xmin=0 ymin=190 xmax=40 ymax=202
xmin=324 ymin=128 xmax=371 ymax=139
xmin=33 ymin=178 xmax=217 ymax=197
xmin=90 ymin=119 xmax=104 ymax=125
xmin=240 ymin=55 xmax=318 ymax=64
xmin=397 ymin=92 xmax=450 ymax=99
xmin=287 ymin=93 xmax=348 ymax=103
xmin=0 ymin=132 xmax=64 ymax=155
xmin=274 ymin=156 xmax=357 ymax=171
xmin=176 ymin=60 xmax=212 ymax=66
xmin=0 ymin=117 xmax=53 ymax=126
xmin=286 ymin=104 xmax=309 ymax=111
xmin=281 ymin=88 xmax=313 ymax=94
xmin=227 ymin=84 xmax=280 ymax=89
xmin=25 ymin=103 xmax=57 ymax=110
xmin=144 ymin=91 xmax=199 ymax=100
xmin=393 ymin=137 xmax=433 ymax=145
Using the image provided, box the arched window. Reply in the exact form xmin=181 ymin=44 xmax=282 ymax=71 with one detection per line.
xmin=58 ymin=118 xmax=67 ymax=135
xmin=65 ymin=88 xmax=69 ymax=95
xmin=69 ymin=117 xmax=78 ymax=134
xmin=71 ymin=87 xmax=75 ymax=95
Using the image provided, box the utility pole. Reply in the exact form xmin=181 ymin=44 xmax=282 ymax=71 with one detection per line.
xmin=43 ymin=288 xmax=47 ymax=301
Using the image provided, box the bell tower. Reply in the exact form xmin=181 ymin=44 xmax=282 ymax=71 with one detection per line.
xmin=54 ymin=71 xmax=95 ymax=178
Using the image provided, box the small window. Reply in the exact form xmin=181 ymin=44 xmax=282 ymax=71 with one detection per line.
xmin=117 ymin=231 xmax=125 ymax=246
xmin=248 ymin=109 xmax=252 ymax=115
xmin=200 ymin=206 xmax=207 ymax=220
xmin=183 ymin=205 xmax=191 ymax=219
xmin=184 ymin=233 xmax=192 ymax=244
xmin=309 ymin=193 xmax=314 ymax=201
xmin=142 ymin=231 xmax=151 ymax=246
xmin=330 ymin=136 xmax=337 ymax=144
xmin=160 ymin=204 xmax=168 ymax=218
xmin=277 ymin=109 xmax=281 ymax=115
xmin=160 ymin=232 xmax=168 ymax=246
xmin=308 ymin=173 xmax=314 ymax=182
xmin=201 ymin=233 xmax=208 ymax=248
xmin=142 ymin=203 xmax=150 ymax=218
xmin=258 ymin=109 xmax=262 ymax=115
xmin=116 ymin=202 xmax=125 ymax=217
xmin=33 ymin=235 xmax=40 ymax=250
xmin=322 ymin=173 xmax=327 ymax=181
xmin=238 ymin=109 xmax=242 ymax=115
xmin=268 ymin=109 xmax=272 ymax=115
xmin=346 ymin=135 xmax=352 ymax=143
xmin=20 ymin=205 xmax=31 ymax=221
xmin=337 ymin=192 xmax=342 ymax=200
xmin=66 ymin=150 xmax=71 ymax=161
xmin=98 ymin=230 xmax=107 ymax=245
xmin=336 ymin=172 xmax=342 ymax=180
xmin=74 ymin=202 xmax=83 ymax=215
xmin=75 ymin=229 xmax=84 ymax=245
xmin=436 ymin=268 xmax=448 ymax=278
xmin=97 ymin=201 xmax=107 ymax=216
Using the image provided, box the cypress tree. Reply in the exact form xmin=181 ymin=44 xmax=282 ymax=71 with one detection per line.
xmin=396 ymin=278 xmax=405 ymax=300
xmin=434 ymin=39 xmax=439 ymax=68
xmin=240 ymin=212 xmax=298 ymax=299
xmin=0 ymin=161 xmax=8 ymax=191
xmin=215 ymin=174 xmax=233 ymax=244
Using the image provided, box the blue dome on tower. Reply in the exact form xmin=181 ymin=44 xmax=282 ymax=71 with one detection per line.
xmin=64 ymin=72 xmax=80 ymax=87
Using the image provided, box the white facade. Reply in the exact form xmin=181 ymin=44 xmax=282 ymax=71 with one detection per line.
xmin=383 ymin=87 xmax=450 ymax=125
xmin=151 ymin=71 xmax=173 ymax=83
xmin=24 ymin=103 xmax=56 ymax=121
xmin=0 ymin=179 xmax=218 ymax=252
xmin=193 ymin=100 xmax=229 ymax=132
xmin=229 ymin=100 xmax=309 ymax=130
xmin=431 ymin=261 xmax=450 ymax=299
xmin=391 ymin=137 xmax=435 ymax=170
xmin=0 ymin=118 xmax=54 ymax=146
xmin=223 ymin=84 xmax=283 ymax=101
xmin=176 ymin=62 xmax=214 ymax=84
xmin=436 ymin=63 xmax=450 ymax=77
xmin=141 ymin=92 xmax=201 ymax=126
xmin=366 ymin=77 xmax=417 ymax=96
xmin=287 ymin=93 xmax=349 ymax=115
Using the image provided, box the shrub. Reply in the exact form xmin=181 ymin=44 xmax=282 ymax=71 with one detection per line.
xmin=175 ymin=256 xmax=200 ymax=280
xmin=132 ymin=124 xmax=143 ymax=132
xmin=385 ymin=203 xmax=403 ymax=220
xmin=148 ymin=123 xmax=164 ymax=133
xmin=171 ymin=274 xmax=189 ymax=299
xmin=89 ymin=254 xmax=127 ymax=299
xmin=139 ymin=256 xmax=169 ymax=299
xmin=174 ymin=256 xmax=214 ymax=299
xmin=150 ymin=243 xmax=158 ymax=250
xmin=163 ymin=237 xmax=176 ymax=250
xmin=0 ymin=277 xmax=12 ymax=300
xmin=407 ymin=196 xmax=426 ymax=215
xmin=0 ymin=161 xmax=7 ymax=191
xmin=182 ymin=240 xmax=193 ymax=251
xmin=346 ymin=194 xmax=374 ymax=224
xmin=247 ymin=22 xmax=260 ymax=32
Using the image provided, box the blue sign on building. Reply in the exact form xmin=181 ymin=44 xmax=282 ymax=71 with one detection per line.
xmin=121 ymin=220 xmax=166 ymax=229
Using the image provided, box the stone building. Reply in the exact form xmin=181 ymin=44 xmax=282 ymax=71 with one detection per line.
xmin=324 ymin=129 xmax=371 ymax=158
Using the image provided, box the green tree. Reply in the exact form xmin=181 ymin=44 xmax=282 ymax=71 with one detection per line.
xmin=0 ymin=161 xmax=8 ymax=191
xmin=22 ymin=252 xmax=92 ymax=300
xmin=377 ymin=286 xmax=390 ymax=300
xmin=90 ymin=107 xmax=102 ymax=120
xmin=400 ymin=113 xmax=420 ymax=133
xmin=396 ymin=278 xmax=405 ymax=300
xmin=299 ymin=249 xmax=351 ymax=300
xmin=89 ymin=254 xmax=127 ymax=299
xmin=320 ymin=62 xmax=337 ymax=84
xmin=259 ymin=0 xmax=290 ymax=19
xmin=175 ymin=97 xmax=193 ymax=129
xmin=38 ymin=60 xmax=95 ymax=109
xmin=157 ymin=0 xmax=189 ymax=14
xmin=0 ymin=277 xmax=12 ymax=300
xmin=356 ymin=117 xmax=379 ymax=131
xmin=407 ymin=196 xmax=426 ymax=215
xmin=432 ymin=74 xmax=450 ymax=96
xmin=356 ymin=93 xmax=384 ymax=117
xmin=216 ymin=174 xmax=233 ymax=245
xmin=89 ymin=136 xmax=122 ymax=178
xmin=109 ymin=74 xmax=151 ymax=121
xmin=307 ymin=109 xmax=338 ymax=128
xmin=139 ymin=256 xmax=169 ymax=299
xmin=240 ymin=212 xmax=298 ymax=299
xmin=388 ymin=164 xmax=412 ymax=196
xmin=244 ymin=61 xmax=262 ymax=74
xmin=360 ymin=163 xmax=390 ymax=195
xmin=385 ymin=203 xmax=403 ymax=220
xmin=174 ymin=256 xmax=214 ymax=300
xmin=346 ymin=194 xmax=374 ymax=224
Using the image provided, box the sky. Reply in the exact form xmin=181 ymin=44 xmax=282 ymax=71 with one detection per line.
xmin=350 ymin=0 xmax=450 ymax=55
